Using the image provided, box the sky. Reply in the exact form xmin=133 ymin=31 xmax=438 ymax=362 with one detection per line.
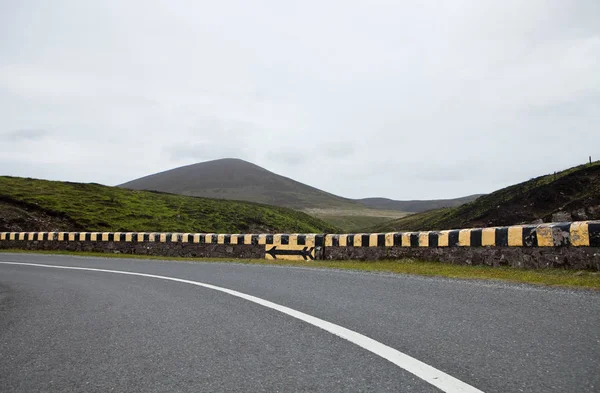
xmin=1 ymin=0 xmax=599 ymax=200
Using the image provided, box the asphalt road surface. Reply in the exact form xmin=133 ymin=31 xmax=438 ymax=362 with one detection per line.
xmin=1 ymin=253 xmax=598 ymax=393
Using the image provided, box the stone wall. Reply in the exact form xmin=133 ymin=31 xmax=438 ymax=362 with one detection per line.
xmin=0 ymin=240 xmax=264 ymax=259
xmin=323 ymin=246 xmax=600 ymax=270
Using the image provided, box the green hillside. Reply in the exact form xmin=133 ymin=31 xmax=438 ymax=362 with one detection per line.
xmin=370 ymin=161 xmax=600 ymax=232
xmin=0 ymin=176 xmax=339 ymax=233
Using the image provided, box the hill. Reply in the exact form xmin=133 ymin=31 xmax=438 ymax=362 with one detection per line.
xmin=354 ymin=195 xmax=483 ymax=212
xmin=0 ymin=176 xmax=339 ymax=233
xmin=370 ymin=161 xmax=600 ymax=232
xmin=119 ymin=158 xmax=360 ymax=210
xmin=119 ymin=158 xmax=409 ymax=231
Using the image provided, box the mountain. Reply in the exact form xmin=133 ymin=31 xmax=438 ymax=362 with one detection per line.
xmin=0 ymin=176 xmax=339 ymax=233
xmin=118 ymin=158 xmax=482 ymax=231
xmin=354 ymin=195 xmax=483 ymax=213
xmin=370 ymin=161 xmax=600 ymax=232
xmin=119 ymin=158 xmax=360 ymax=210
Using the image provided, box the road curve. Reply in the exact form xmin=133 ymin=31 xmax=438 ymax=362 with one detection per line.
xmin=1 ymin=253 xmax=599 ymax=393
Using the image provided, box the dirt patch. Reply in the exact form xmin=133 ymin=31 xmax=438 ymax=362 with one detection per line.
xmin=0 ymin=197 xmax=83 ymax=232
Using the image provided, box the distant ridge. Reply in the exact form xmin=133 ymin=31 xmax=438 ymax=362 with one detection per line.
xmin=354 ymin=195 xmax=483 ymax=213
xmin=119 ymin=158 xmax=361 ymax=210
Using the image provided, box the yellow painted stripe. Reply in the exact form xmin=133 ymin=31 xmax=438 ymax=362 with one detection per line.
xmin=508 ymin=226 xmax=523 ymax=246
xmin=271 ymin=234 xmax=280 ymax=246
xmin=401 ymin=233 xmax=411 ymax=247
xmin=258 ymin=234 xmax=267 ymax=245
xmin=289 ymin=234 xmax=298 ymax=246
xmin=325 ymin=235 xmax=334 ymax=247
xmin=369 ymin=233 xmax=378 ymax=247
xmin=114 ymin=232 xmax=122 ymax=242
xmin=306 ymin=235 xmax=316 ymax=247
xmin=157 ymin=233 xmax=165 ymax=243
xmin=385 ymin=233 xmax=394 ymax=247
xmin=10 ymin=233 xmax=16 ymax=240
xmin=124 ymin=233 xmax=132 ymax=242
xmin=354 ymin=234 xmax=363 ymax=247
xmin=58 ymin=232 xmax=66 ymax=241
xmin=230 ymin=234 xmax=239 ymax=245
xmin=458 ymin=229 xmax=471 ymax=246
xmin=78 ymin=233 xmax=85 ymax=241
xmin=0 ymin=233 xmax=6 ymax=241
xmin=181 ymin=233 xmax=190 ymax=243
xmin=100 ymin=233 xmax=108 ymax=241
xmin=536 ymin=226 xmax=554 ymax=247
xmin=419 ymin=232 xmax=429 ymax=247
xmin=481 ymin=228 xmax=496 ymax=246
xmin=217 ymin=234 xmax=225 ymax=244
xmin=68 ymin=232 xmax=75 ymax=241
xmin=193 ymin=234 xmax=201 ymax=243
xmin=570 ymin=222 xmax=590 ymax=247
xmin=242 ymin=234 xmax=251 ymax=245
xmin=169 ymin=233 xmax=177 ymax=243
xmin=338 ymin=234 xmax=347 ymax=247
xmin=438 ymin=231 xmax=450 ymax=247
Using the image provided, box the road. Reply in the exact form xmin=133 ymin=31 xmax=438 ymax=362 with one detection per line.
xmin=0 ymin=253 xmax=598 ymax=392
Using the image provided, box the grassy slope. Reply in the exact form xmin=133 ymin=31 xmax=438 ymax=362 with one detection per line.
xmin=0 ymin=176 xmax=339 ymax=233
xmin=371 ymin=161 xmax=600 ymax=232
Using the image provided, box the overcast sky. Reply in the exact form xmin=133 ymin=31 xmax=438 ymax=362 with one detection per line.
xmin=1 ymin=1 xmax=599 ymax=199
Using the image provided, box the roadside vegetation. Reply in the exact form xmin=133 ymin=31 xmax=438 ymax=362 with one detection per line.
xmin=370 ymin=161 xmax=600 ymax=232
xmin=2 ymin=249 xmax=598 ymax=290
xmin=0 ymin=176 xmax=339 ymax=234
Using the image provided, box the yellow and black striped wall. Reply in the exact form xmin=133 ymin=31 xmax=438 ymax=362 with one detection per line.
xmin=1 ymin=221 xmax=599 ymax=261
xmin=324 ymin=221 xmax=600 ymax=248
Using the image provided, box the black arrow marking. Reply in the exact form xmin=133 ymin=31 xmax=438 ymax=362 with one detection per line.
xmin=266 ymin=246 xmax=315 ymax=260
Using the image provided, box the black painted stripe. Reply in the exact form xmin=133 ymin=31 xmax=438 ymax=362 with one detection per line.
xmin=347 ymin=235 xmax=354 ymax=247
xmin=297 ymin=235 xmax=306 ymax=246
xmin=281 ymin=234 xmax=290 ymax=245
xmin=251 ymin=235 xmax=259 ymax=245
xmin=410 ymin=233 xmax=419 ymax=247
xmin=522 ymin=226 xmax=538 ymax=247
xmin=332 ymin=235 xmax=339 ymax=247
xmin=448 ymin=230 xmax=460 ymax=247
xmin=470 ymin=229 xmax=482 ymax=247
xmin=266 ymin=234 xmax=274 ymax=245
xmin=495 ymin=227 xmax=509 ymax=247
xmin=361 ymin=234 xmax=370 ymax=247
xmin=236 ymin=235 xmax=244 ymax=244
xmin=84 ymin=233 xmax=91 ymax=241
xmin=224 ymin=234 xmax=231 ymax=244
xmin=429 ymin=232 xmax=439 ymax=247
xmin=377 ymin=234 xmax=385 ymax=247
xmin=315 ymin=235 xmax=324 ymax=248
xmin=394 ymin=233 xmax=402 ymax=247
xmin=589 ymin=223 xmax=600 ymax=247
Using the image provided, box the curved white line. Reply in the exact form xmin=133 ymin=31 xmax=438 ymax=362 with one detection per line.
xmin=0 ymin=261 xmax=484 ymax=393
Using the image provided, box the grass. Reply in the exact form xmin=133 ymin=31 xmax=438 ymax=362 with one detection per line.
xmin=0 ymin=176 xmax=339 ymax=234
xmin=2 ymin=249 xmax=599 ymax=290
xmin=371 ymin=161 xmax=600 ymax=232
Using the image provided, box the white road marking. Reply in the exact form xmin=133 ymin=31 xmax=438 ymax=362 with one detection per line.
xmin=0 ymin=261 xmax=484 ymax=393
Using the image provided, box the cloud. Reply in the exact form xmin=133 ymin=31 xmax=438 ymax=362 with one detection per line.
xmin=4 ymin=129 xmax=48 ymax=141
xmin=0 ymin=0 xmax=599 ymax=199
